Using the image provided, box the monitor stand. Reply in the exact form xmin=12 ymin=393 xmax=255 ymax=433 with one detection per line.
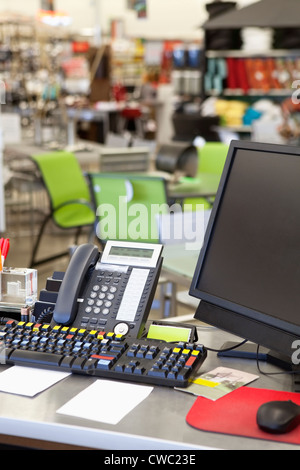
xmin=217 ymin=342 xmax=300 ymax=393
xmin=194 ymin=300 xmax=300 ymax=391
xmin=217 ymin=341 xmax=293 ymax=370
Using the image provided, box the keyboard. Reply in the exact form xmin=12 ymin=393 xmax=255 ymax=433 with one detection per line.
xmin=0 ymin=320 xmax=207 ymax=388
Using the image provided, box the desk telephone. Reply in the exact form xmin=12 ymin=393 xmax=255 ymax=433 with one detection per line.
xmin=52 ymin=241 xmax=163 ymax=338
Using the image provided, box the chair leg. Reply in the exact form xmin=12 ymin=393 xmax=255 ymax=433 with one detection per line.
xmin=88 ymin=225 xmax=98 ymax=244
xmin=88 ymin=226 xmax=94 ymax=243
xmin=73 ymin=226 xmax=98 ymax=247
xmin=30 ymin=215 xmax=51 ymax=268
xmin=160 ymin=281 xmax=177 ymax=318
xmin=31 ymin=222 xmax=97 ymax=268
xmin=74 ymin=227 xmax=82 ymax=245
xmin=30 ymin=215 xmax=70 ymax=268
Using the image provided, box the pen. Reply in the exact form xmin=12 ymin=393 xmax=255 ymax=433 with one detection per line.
xmin=0 ymin=239 xmax=5 ymax=267
xmin=2 ymin=238 xmax=9 ymax=261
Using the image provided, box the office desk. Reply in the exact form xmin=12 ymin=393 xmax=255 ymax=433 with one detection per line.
xmin=5 ymin=141 xmax=102 ymax=173
xmin=168 ymin=174 xmax=220 ymax=202
xmin=0 ymin=326 xmax=297 ymax=450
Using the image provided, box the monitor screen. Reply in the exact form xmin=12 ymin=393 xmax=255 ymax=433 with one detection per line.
xmin=189 ymin=140 xmax=300 ymax=361
xmin=172 ymin=114 xmax=220 ymax=142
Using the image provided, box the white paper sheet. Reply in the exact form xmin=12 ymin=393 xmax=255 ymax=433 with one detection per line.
xmin=0 ymin=366 xmax=70 ymax=397
xmin=57 ymin=379 xmax=153 ymax=425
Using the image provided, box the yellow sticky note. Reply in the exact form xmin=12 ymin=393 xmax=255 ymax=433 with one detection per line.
xmin=193 ymin=378 xmax=220 ymax=388
xmin=147 ymin=324 xmax=191 ymax=343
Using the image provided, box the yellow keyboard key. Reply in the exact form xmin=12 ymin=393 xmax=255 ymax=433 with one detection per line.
xmin=182 ymin=349 xmax=190 ymax=355
xmin=173 ymin=347 xmax=181 ymax=354
xmin=191 ymin=350 xmax=200 ymax=356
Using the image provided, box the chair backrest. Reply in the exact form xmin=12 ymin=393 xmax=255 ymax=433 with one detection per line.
xmin=88 ymin=173 xmax=168 ymax=244
xmin=32 ymin=151 xmax=94 ymax=227
xmin=198 ymin=142 xmax=229 ymax=175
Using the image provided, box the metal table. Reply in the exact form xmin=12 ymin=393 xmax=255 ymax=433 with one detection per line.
xmin=0 ymin=326 xmax=297 ymax=450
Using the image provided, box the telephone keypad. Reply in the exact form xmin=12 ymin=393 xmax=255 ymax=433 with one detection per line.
xmin=69 ymin=256 xmax=162 ymax=339
xmin=79 ymin=268 xmax=143 ymax=332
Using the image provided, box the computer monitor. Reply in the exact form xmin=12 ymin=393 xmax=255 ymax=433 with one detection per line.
xmin=172 ymin=113 xmax=220 ymax=142
xmin=189 ymin=140 xmax=300 ymax=368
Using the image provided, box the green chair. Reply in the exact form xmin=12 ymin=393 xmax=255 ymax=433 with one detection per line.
xmin=88 ymin=172 xmax=173 ymax=316
xmin=30 ymin=151 xmax=96 ymax=267
xmin=88 ymin=173 xmax=168 ymax=244
xmin=183 ymin=142 xmax=228 ymax=211
xmin=198 ymin=142 xmax=229 ymax=174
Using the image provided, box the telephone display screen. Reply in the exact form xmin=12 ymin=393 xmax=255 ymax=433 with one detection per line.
xmin=101 ymin=240 xmax=163 ymax=268
xmin=109 ymin=246 xmax=154 ymax=259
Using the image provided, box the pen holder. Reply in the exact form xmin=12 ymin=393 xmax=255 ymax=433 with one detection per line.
xmin=0 ymin=268 xmax=37 ymax=307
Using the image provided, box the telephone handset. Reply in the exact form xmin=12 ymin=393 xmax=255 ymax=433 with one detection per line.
xmin=52 ymin=241 xmax=163 ymax=338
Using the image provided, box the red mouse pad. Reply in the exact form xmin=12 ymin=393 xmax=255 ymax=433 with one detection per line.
xmin=186 ymin=387 xmax=300 ymax=445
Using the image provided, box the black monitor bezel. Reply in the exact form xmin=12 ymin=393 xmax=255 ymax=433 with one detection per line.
xmin=189 ymin=139 xmax=300 ymax=356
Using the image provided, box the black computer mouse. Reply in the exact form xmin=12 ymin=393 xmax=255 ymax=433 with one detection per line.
xmin=257 ymin=400 xmax=300 ymax=434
